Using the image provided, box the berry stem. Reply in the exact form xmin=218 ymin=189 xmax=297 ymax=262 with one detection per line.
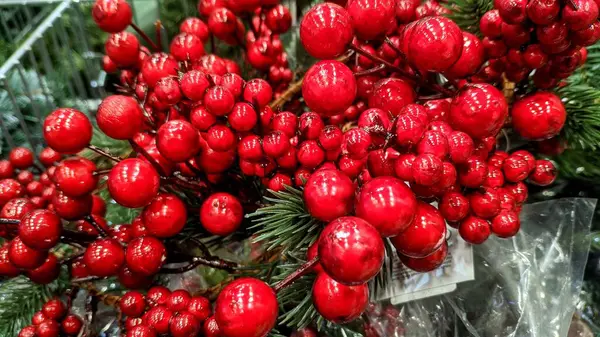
xmin=354 ymin=64 xmax=386 ymax=77
xmin=0 ymin=218 xmax=19 ymax=225
xmin=348 ymin=44 xmax=455 ymax=96
xmin=86 ymin=145 xmax=122 ymax=163
xmin=92 ymin=169 xmax=112 ymax=177
xmin=273 ymin=256 xmax=319 ymax=293
xmin=160 ymin=255 xmax=239 ymax=273
xmin=384 ymin=36 xmax=405 ymax=60
xmin=155 ymin=20 xmax=164 ymax=51
xmin=569 ymin=0 xmax=579 ymax=10
xmin=131 ymin=23 xmax=160 ymax=52
xmin=128 ymin=140 xmax=168 ymax=176
xmin=83 ymin=215 xmax=110 ymax=238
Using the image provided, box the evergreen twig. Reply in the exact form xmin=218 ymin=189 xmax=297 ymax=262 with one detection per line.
xmin=557 ymin=84 xmax=600 ymax=151
xmin=444 ymin=0 xmax=494 ymax=36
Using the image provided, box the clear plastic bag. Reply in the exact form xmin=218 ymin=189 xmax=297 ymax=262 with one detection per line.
xmin=366 ymin=198 xmax=597 ymax=337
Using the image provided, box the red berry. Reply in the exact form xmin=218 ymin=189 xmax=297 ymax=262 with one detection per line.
xmin=27 ymin=253 xmax=60 ymax=284
xmin=120 ymin=291 xmax=146 ymax=317
xmin=8 ymin=147 xmax=33 ymax=169
xmin=319 ymin=126 xmax=343 ymax=151
xmin=271 ymin=111 xmax=298 ymax=137
xmin=200 ymin=193 xmax=243 ymax=236
xmin=447 ymin=131 xmax=474 ymax=164
xmin=511 ymin=92 xmax=566 ymax=140
xmin=142 ymin=194 xmax=187 ymax=238
xmin=469 ymin=188 xmax=501 ymax=219
xmin=480 ymin=10 xmax=503 ymax=38
xmin=243 ymin=79 xmax=273 ymax=108
xmin=344 ymin=128 xmax=372 ymax=160
xmin=61 ymin=314 xmax=83 ymax=335
xmin=391 ymin=202 xmax=447 ymax=258
xmin=166 ymin=289 xmax=192 ymax=312
xmin=459 ymin=216 xmax=491 ymax=244
xmin=0 ymin=246 xmax=20 ymax=277
xmin=229 ymin=103 xmax=258 ymax=132
xmin=105 ymin=32 xmax=139 ymax=67
xmin=318 ymin=216 xmax=384 ymax=284
xmin=32 ymin=311 xmax=48 ymax=325
xmin=206 ymin=125 xmax=236 ymax=152
xmin=126 ymin=325 xmax=156 ymax=337
xmin=92 ymin=0 xmax=132 ymax=33
xmin=170 ymin=33 xmax=205 ymax=62
xmin=406 ymin=17 xmax=463 ymax=72
xmin=495 ymin=0 xmax=527 ymax=23
xmin=412 ymin=154 xmax=443 ymax=186
xmin=84 ymin=238 xmax=125 ymax=277
xmin=355 ymin=177 xmax=417 ymax=237
xmin=8 ymin=237 xmax=47 ymax=270
xmin=204 ymin=86 xmax=235 ymax=116
xmin=439 ymin=191 xmax=470 ymax=223
xmin=562 ymin=0 xmax=599 ymax=31
xmin=18 ymin=210 xmax=62 ymax=250
xmin=265 ymin=5 xmax=292 ymax=34
xmin=303 ymin=169 xmax=355 ymax=222
xmin=368 ymin=78 xmax=416 ymax=116
xmin=312 ymin=272 xmax=368 ymax=323
xmin=502 ymin=156 xmax=529 ymax=182
xmin=300 ymin=3 xmax=353 ymax=59
xmin=526 ymin=0 xmax=560 ymax=25
xmin=18 ymin=326 xmax=36 ymax=337
xmin=181 ymin=71 xmax=211 ymax=102
xmin=347 ymin=0 xmax=396 ymax=40
xmin=523 ymin=44 xmax=548 ymax=69
xmin=108 ymin=158 xmax=160 ymax=208
xmin=39 ymin=148 xmax=61 ymax=167
xmin=42 ymin=298 xmax=66 ymax=321
xmin=297 ymin=140 xmax=325 ymax=169
xmin=146 ymin=286 xmax=171 ymax=306
xmin=449 ymin=84 xmax=508 ymax=139
xmin=126 ymin=236 xmax=166 ymax=276
xmin=187 ymin=296 xmax=211 ymax=321
xmin=144 ymin=305 xmax=173 ymax=334
xmin=215 ymin=278 xmax=278 ymax=337
xmin=444 ymin=32 xmax=485 ymax=78
xmin=302 ymin=61 xmax=356 ymax=117
xmin=157 ymin=120 xmax=201 ymax=162
xmin=118 ymin=265 xmax=153 ymax=290
xmin=529 ymin=159 xmax=557 ymax=185
xmin=36 ymin=320 xmax=60 ymax=337
xmin=170 ymin=311 xmax=201 ymax=337
xmin=399 ymin=241 xmax=448 ymax=272
xmin=458 ymin=156 xmax=488 ymax=188
xmin=417 ymin=130 xmax=449 ymax=159
xmin=1 ymin=198 xmax=35 ymax=220
xmin=97 ymin=95 xmax=144 ymax=140
xmin=53 ymin=158 xmax=98 ymax=197
xmin=491 ymin=210 xmax=520 ymax=238
xmin=180 ymin=17 xmax=210 ymax=42
xmin=203 ymin=316 xmax=221 ymax=337
xmin=142 ymin=53 xmax=179 ymax=88
xmin=0 ymin=160 xmax=14 ymax=179
xmin=394 ymin=154 xmax=415 ymax=181
xmin=395 ymin=115 xmax=426 ymax=148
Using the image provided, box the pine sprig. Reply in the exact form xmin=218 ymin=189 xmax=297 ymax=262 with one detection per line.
xmin=556 ymin=84 xmax=600 ymax=151
xmin=0 ymin=271 xmax=70 ymax=336
xmin=444 ymin=0 xmax=494 ymax=35
xmin=554 ymin=149 xmax=600 ymax=182
xmin=247 ymin=186 xmax=323 ymax=253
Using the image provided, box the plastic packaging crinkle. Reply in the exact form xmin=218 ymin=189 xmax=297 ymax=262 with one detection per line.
xmin=365 ymin=198 xmax=597 ymax=337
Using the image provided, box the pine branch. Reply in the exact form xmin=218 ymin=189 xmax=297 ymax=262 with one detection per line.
xmin=554 ymin=149 xmax=600 ymax=182
xmin=247 ymin=186 xmax=323 ymax=253
xmin=0 ymin=271 xmax=70 ymax=336
xmin=444 ymin=0 xmax=494 ymax=36
xmin=556 ymin=84 xmax=600 ymax=151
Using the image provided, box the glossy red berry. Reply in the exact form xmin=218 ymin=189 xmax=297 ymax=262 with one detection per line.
xmin=84 ymin=239 xmax=125 ymax=277
xmin=399 ymin=241 xmax=448 ymax=272
xmin=204 ymin=86 xmax=235 ymax=116
xmin=203 ymin=316 xmax=221 ymax=337
xmin=369 ymin=78 xmax=416 ymax=117
xmin=42 ymin=298 xmax=66 ymax=321
xmin=529 ymin=159 xmax=557 ymax=185
xmin=105 ymin=32 xmax=139 ymax=67
xmin=61 ymin=315 xmax=83 ymax=336
xmin=312 ymin=272 xmax=368 ymax=323
xmin=412 ymin=154 xmax=443 ymax=186
xmin=458 ymin=156 xmax=488 ymax=188
xmin=8 ymin=237 xmax=47 ymax=270
xmin=156 ymin=120 xmax=200 ymax=163
xmin=54 ymin=158 xmax=98 ymax=197
xmin=459 ymin=215 xmax=491 ymax=244
xmin=120 ymin=291 xmax=147 ymax=317
xmin=495 ymin=0 xmax=527 ymax=23
xmin=303 ymin=169 xmax=355 ymax=222
xmin=92 ymin=0 xmax=132 ymax=33
xmin=439 ymin=192 xmax=470 ymax=223
xmin=297 ymin=140 xmax=326 ymax=169
xmin=449 ymin=84 xmax=508 ymax=139
xmin=119 ymin=265 xmax=154 ymax=290
xmin=215 ymin=278 xmax=278 ymax=337
xmin=391 ymin=202 xmax=447 ymax=258
xmin=318 ymin=216 xmax=384 ymax=284
xmin=562 ymin=0 xmax=599 ymax=31
xmin=108 ymin=159 xmax=160 ymax=208
xmin=480 ymin=10 xmax=503 ymax=38
xmin=1 ymin=198 xmax=35 ymax=220
xmin=417 ymin=130 xmax=449 ymax=159
xmin=207 ymin=125 xmax=236 ymax=152
xmin=170 ymin=33 xmax=205 ymax=62
xmin=229 ymin=103 xmax=258 ymax=132
xmin=144 ymin=305 xmax=173 ymax=334
xmin=180 ymin=17 xmax=210 ymax=42
xmin=170 ymin=311 xmax=201 ymax=337
xmin=180 ymin=70 xmax=211 ymax=102
xmin=344 ymin=128 xmax=371 ymax=160
xmin=18 ymin=209 xmax=62 ymax=250
xmin=36 ymin=320 xmax=60 ymax=337
xmin=18 ymin=326 xmax=36 ymax=337
xmin=97 ymin=95 xmax=144 ymax=140
xmin=126 ymin=236 xmax=166 ymax=276
xmin=126 ymin=325 xmax=157 ymax=337
xmin=300 ymin=3 xmax=353 ymax=59
xmin=0 ymin=246 xmax=20 ymax=277
xmin=502 ymin=156 xmax=529 ymax=182
xmin=302 ymin=61 xmax=356 ymax=117
xmin=165 ymin=289 xmax=191 ymax=312
xmin=51 ymin=190 xmax=92 ymax=220
xmin=44 ymin=108 xmax=92 ymax=153
xmin=469 ymin=188 xmax=501 ymax=219
xmin=243 ymin=79 xmax=273 ymax=108
xmin=39 ymin=148 xmax=61 ymax=167
xmin=142 ymin=194 xmax=187 ymax=238
xmin=146 ymin=286 xmax=171 ymax=306
xmin=27 ymin=253 xmax=60 ymax=284
xmin=445 ymin=32 xmax=485 ymax=79
xmin=491 ymin=210 xmax=520 ymax=238
xmin=187 ymin=296 xmax=211 ymax=321
xmin=200 ymin=193 xmax=243 ymax=236
xmin=0 ymin=160 xmax=14 ymax=179
xmin=347 ymin=0 xmax=396 ymax=40
xmin=511 ymin=92 xmax=566 ymax=140
xmin=8 ymin=147 xmax=33 ymax=169
xmin=406 ymin=17 xmax=463 ymax=72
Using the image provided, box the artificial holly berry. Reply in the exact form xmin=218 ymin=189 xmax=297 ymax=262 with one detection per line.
xmin=42 ymin=298 xmax=67 ymax=321
xmin=187 ymin=296 xmax=211 ymax=321
xmin=405 ymin=16 xmax=464 ymax=72
xmin=312 ymin=272 xmax=369 ymax=323
xmin=439 ymin=192 xmax=470 ymax=223
xmin=469 ymin=188 xmax=501 ymax=219
xmin=347 ymin=0 xmax=396 ymax=40
xmin=108 ymin=158 xmax=160 ymax=208
xmin=36 ymin=320 xmax=60 ymax=337
xmin=27 ymin=253 xmax=60 ymax=284
xmin=511 ymin=92 xmax=566 ymax=140
xmin=203 ymin=316 xmax=221 ymax=337
xmin=459 ymin=216 xmax=491 ymax=244
xmin=299 ymin=3 xmax=353 ymax=59
xmin=18 ymin=209 xmax=62 ymax=250
xmin=142 ymin=194 xmax=187 ymax=238
xmin=391 ymin=202 xmax=447 ymax=258
xmin=398 ymin=241 xmax=448 ymax=272
xmin=126 ymin=236 xmax=166 ymax=275
xmin=318 ymin=216 xmax=385 ymax=285
xmin=355 ymin=177 xmax=417 ymax=237
xmin=53 ymin=158 xmax=98 ymax=197
xmin=144 ymin=305 xmax=173 ymax=334
xmin=120 ymin=291 xmax=146 ymax=317
xmin=491 ymin=210 xmax=520 ymax=238
xmin=369 ymin=78 xmax=416 ymax=116
xmin=52 ymin=191 xmax=93 ymax=221
xmin=529 ymin=159 xmax=557 ymax=185
xmin=200 ymin=192 xmax=243 ymax=236
xmin=84 ymin=238 xmax=125 ymax=277
xmin=302 ymin=60 xmax=357 ymax=117
xmin=8 ymin=237 xmax=48 ymax=270
xmin=215 ymin=277 xmax=278 ymax=337
xmin=126 ymin=325 xmax=156 ymax=337
xmin=92 ymin=0 xmax=132 ymax=33
xmin=449 ymin=84 xmax=508 ymax=139
xmin=61 ymin=314 xmax=83 ymax=336
xmin=170 ymin=311 xmax=201 ymax=337
xmin=97 ymin=95 xmax=144 ymax=140
xmin=303 ymin=169 xmax=355 ymax=222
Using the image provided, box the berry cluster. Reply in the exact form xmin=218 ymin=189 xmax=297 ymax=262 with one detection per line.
xmin=18 ymin=298 xmax=82 ymax=337
xmin=478 ymin=0 xmax=599 ymax=86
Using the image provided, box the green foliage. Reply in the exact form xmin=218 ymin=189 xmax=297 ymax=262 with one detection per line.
xmin=0 ymin=272 xmax=70 ymax=337
xmin=556 ymin=84 xmax=600 ymax=151
xmin=444 ymin=0 xmax=494 ymax=35
xmin=247 ymin=186 xmax=323 ymax=254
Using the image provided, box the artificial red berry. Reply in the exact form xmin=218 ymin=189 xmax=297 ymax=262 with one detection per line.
xmin=61 ymin=314 xmax=83 ymax=336
xmin=505 ymin=181 xmax=528 ymax=204
xmin=38 ymin=148 xmax=61 ymax=167
xmin=105 ymin=32 xmax=139 ymax=67
xmin=200 ymin=192 xmax=243 ymax=236
xmin=27 ymin=253 xmax=60 ymax=284
xmin=302 ymin=61 xmax=356 ymax=117
xmin=144 ymin=305 xmax=173 ymax=334
xmin=203 ymin=316 xmax=221 ymax=337
xmin=312 ymin=272 xmax=368 ymax=323
xmin=439 ymin=192 xmax=470 ymax=223
xmin=170 ymin=33 xmax=205 ymax=62
xmin=42 ymin=298 xmax=66 ymax=321
xmin=84 ymin=238 xmax=125 ymax=277
xmin=303 ymin=169 xmax=355 ymax=222
xmin=529 ymin=159 xmax=557 ymax=185
xmin=495 ymin=0 xmax=527 ymax=23
xmin=405 ymin=16 xmax=464 ymax=72
xmin=449 ymin=83 xmax=508 ymax=139
xmin=165 ymin=289 xmax=191 ymax=313
xmin=142 ymin=53 xmax=179 ymax=88
xmin=243 ymin=79 xmax=273 ymax=108
xmin=411 ymin=154 xmax=443 ymax=186
xmin=120 ymin=291 xmax=147 ymax=317
xmin=480 ymin=9 xmax=503 ymax=38
xmin=395 ymin=115 xmax=426 ymax=148
xmin=469 ymin=188 xmax=501 ymax=219
xmin=369 ymin=78 xmax=416 ymax=117
xmin=142 ymin=194 xmax=187 ymax=238
xmin=445 ymin=32 xmax=485 ymax=79
xmin=347 ymin=0 xmax=396 ymax=40
xmin=511 ymin=92 xmax=566 ymax=140
xmin=52 ymin=191 xmax=93 ymax=220
xmin=265 ymin=4 xmax=292 ymax=33
xmin=215 ymin=278 xmax=278 ymax=337
xmin=562 ymin=0 xmax=599 ymax=31
xmin=36 ymin=320 xmax=60 ymax=337
xmin=229 ymin=103 xmax=258 ymax=132
xmin=126 ymin=325 xmax=157 ymax=337
xmin=97 ymin=95 xmax=144 ymax=140
xmin=8 ymin=147 xmax=33 ymax=169
xmin=92 ymin=0 xmax=132 ymax=33
xmin=491 ymin=210 xmax=520 ymax=238
xmin=170 ymin=311 xmax=201 ymax=337
xmin=187 ymin=296 xmax=211 ymax=321
xmin=1 ymin=197 xmax=35 ymax=220
xmin=0 ymin=246 xmax=20 ymax=277
xmin=344 ymin=128 xmax=372 ymax=160
xmin=391 ymin=202 xmax=447 ymax=258
xmin=8 ymin=237 xmax=48 ymax=270
xmin=53 ymin=158 xmax=98 ymax=197
xmin=417 ymin=130 xmax=449 ymax=159
xmin=458 ymin=156 xmax=488 ymax=188
xmin=399 ymin=241 xmax=448 ymax=272
xmin=502 ymin=156 xmax=529 ymax=182
xmin=299 ymin=3 xmax=353 ymax=59
xmin=18 ymin=209 xmax=62 ymax=250
xmin=146 ymin=286 xmax=171 ymax=307
xmin=108 ymin=158 xmax=160 ymax=208
xmin=157 ymin=120 xmax=201 ymax=162
xmin=180 ymin=71 xmax=211 ymax=102
xmin=126 ymin=236 xmax=166 ymax=276
xmin=297 ymin=140 xmax=325 ymax=168
xmin=459 ymin=215 xmax=491 ymax=244
xmin=204 ymin=86 xmax=235 ymax=116
xmin=18 ymin=326 xmax=36 ymax=337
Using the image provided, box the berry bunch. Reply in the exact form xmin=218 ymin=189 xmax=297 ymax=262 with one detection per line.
xmin=477 ymin=0 xmax=599 ymax=86
xmin=18 ymin=298 xmax=83 ymax=337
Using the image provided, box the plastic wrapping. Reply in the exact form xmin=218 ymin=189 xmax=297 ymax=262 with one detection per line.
xmin=366 ymin=198 xmax=597 ymax=337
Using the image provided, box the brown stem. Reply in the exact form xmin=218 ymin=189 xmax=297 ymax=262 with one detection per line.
xmin=83 ymin=215 xmax=109 ymax=238
xmin=354 ymin=64 xmax=386 ymax=77
xmin=384 ymin=36 xmax=405 ymax=59
xmin=61 ymin=229 xmax=97 ymax=245
xmin=86 ymin=145 xmax=122 ymax=163
xmin=273 ymin=256 xmax=319 ymax=293
xmin=131 ymin=23 xmax=160 ymax=52
xmin=128 ymin=140 xmax=168 ymax=176
xmin=348 ymin=44 xmax=455 ymax=96
xmin=160 ymin=255 xmax=239 ymax=273
xmin=92 ymin=169 xmax=111 ymax=177
xmin=569 ymin=0 xmax=579 ymax=9
xmin=155 ymin=20 xmax=163 ymax=51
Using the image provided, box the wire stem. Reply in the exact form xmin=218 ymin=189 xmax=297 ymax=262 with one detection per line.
xmin=160 ymin=255 xmax=239 ymax=274
xmin=83 ymin=215 xmax=109 ymax=238
xmin=273 ymin=256 xmax=319 ymax=293
xmin=155 ymin=20 xmax=163 ymax=51
xmin=86 ymin=145 xmax=122 ymax=163
xmin=354 ymin=64 xmax=386 ymax=77
xmin=131 ymin=23 xmax=160 ymax=51
xmin=128 ymin=140 xmax=167 ymax=176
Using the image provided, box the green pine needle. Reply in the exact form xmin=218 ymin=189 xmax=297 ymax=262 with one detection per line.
xmin=444 ymin=0 xmax=494 ymax=35
xmin=247 ymin=186 xmax=323 ymax=253
xmin=554 ymin=149 xmax=600 ymax=182
xmin=556 ymin=84 xmax=600 ymax=151
xmin=0 ymin=271 xmax=70 ymax=337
